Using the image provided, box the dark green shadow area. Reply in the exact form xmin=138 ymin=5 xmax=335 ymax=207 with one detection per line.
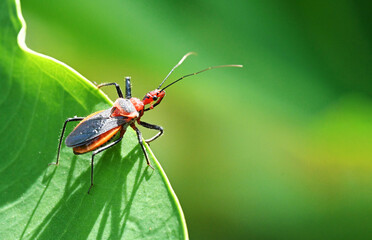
xmin=21 ymin=145 xmax=148 ymax=239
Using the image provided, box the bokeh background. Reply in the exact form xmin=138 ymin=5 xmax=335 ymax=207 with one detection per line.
xmin=21 ymin=0 xmax=371 ymax=239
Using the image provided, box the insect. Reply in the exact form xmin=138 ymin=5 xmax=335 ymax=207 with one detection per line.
xmin=50 ymin=52 xmax=242 ymax=193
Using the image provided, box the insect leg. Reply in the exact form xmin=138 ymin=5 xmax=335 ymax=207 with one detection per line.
xmin=97 ymin=82 xmax=124 ymax=98
xmin=125 ymin=77 xmax=132 ymax=99
xmin=50 ymin=117 xmax=85 ymax=166
xmin=138 ymin=121 xmax=164 ymax=143
xmin=130 ymin=124 xmax=155 ymax=170
xmin=88 ymin=130 xmax=125 ymax=194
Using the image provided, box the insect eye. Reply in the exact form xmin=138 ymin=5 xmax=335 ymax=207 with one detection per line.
xmin=153 ymin=96 xmax=158 ymax=101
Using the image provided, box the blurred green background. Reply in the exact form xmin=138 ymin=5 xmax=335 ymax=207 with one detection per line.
xmin=21 ymin=0 xmax=372 ymax=239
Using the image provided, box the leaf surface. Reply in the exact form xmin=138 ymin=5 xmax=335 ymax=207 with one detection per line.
xmin=0 ymin=1 xmax=188 ymax=239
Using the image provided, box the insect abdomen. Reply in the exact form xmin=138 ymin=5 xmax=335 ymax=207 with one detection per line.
xmin=73 ymin=126 xmax=122 ymax=154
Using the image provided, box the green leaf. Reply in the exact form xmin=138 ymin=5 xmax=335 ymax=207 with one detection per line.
xmin=0 ymin=0 xmax=188 ymax=239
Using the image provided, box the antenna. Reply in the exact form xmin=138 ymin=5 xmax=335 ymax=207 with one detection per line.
xmin=161 ymin=65 xmax=243 ymax=91
xmin=158 ymin=52 xmax=196 ymax=89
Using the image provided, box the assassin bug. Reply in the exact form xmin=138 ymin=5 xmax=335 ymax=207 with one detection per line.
xmin=50 ymin=52 xmax=242 ymax=193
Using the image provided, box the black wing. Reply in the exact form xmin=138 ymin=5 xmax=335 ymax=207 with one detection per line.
xmin=65 ymin=108 xmax=130 ymax=147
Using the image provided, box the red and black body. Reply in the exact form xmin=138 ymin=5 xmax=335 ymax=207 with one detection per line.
xmin=50 ymin=52 xmax=242 ymax=194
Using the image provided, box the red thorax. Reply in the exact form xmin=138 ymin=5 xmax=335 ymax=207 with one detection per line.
xmin=111 ymin=89 xmax=166 ymax=119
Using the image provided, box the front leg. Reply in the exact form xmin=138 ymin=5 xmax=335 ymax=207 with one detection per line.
xmin=138 ymin=121 xmax=164 ymax=143
xmin=97 ymin=82 xmax=124 ymax=98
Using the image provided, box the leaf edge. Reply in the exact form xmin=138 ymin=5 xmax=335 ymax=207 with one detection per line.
xmin=13 ymin=0 xmax=189 ymax=238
